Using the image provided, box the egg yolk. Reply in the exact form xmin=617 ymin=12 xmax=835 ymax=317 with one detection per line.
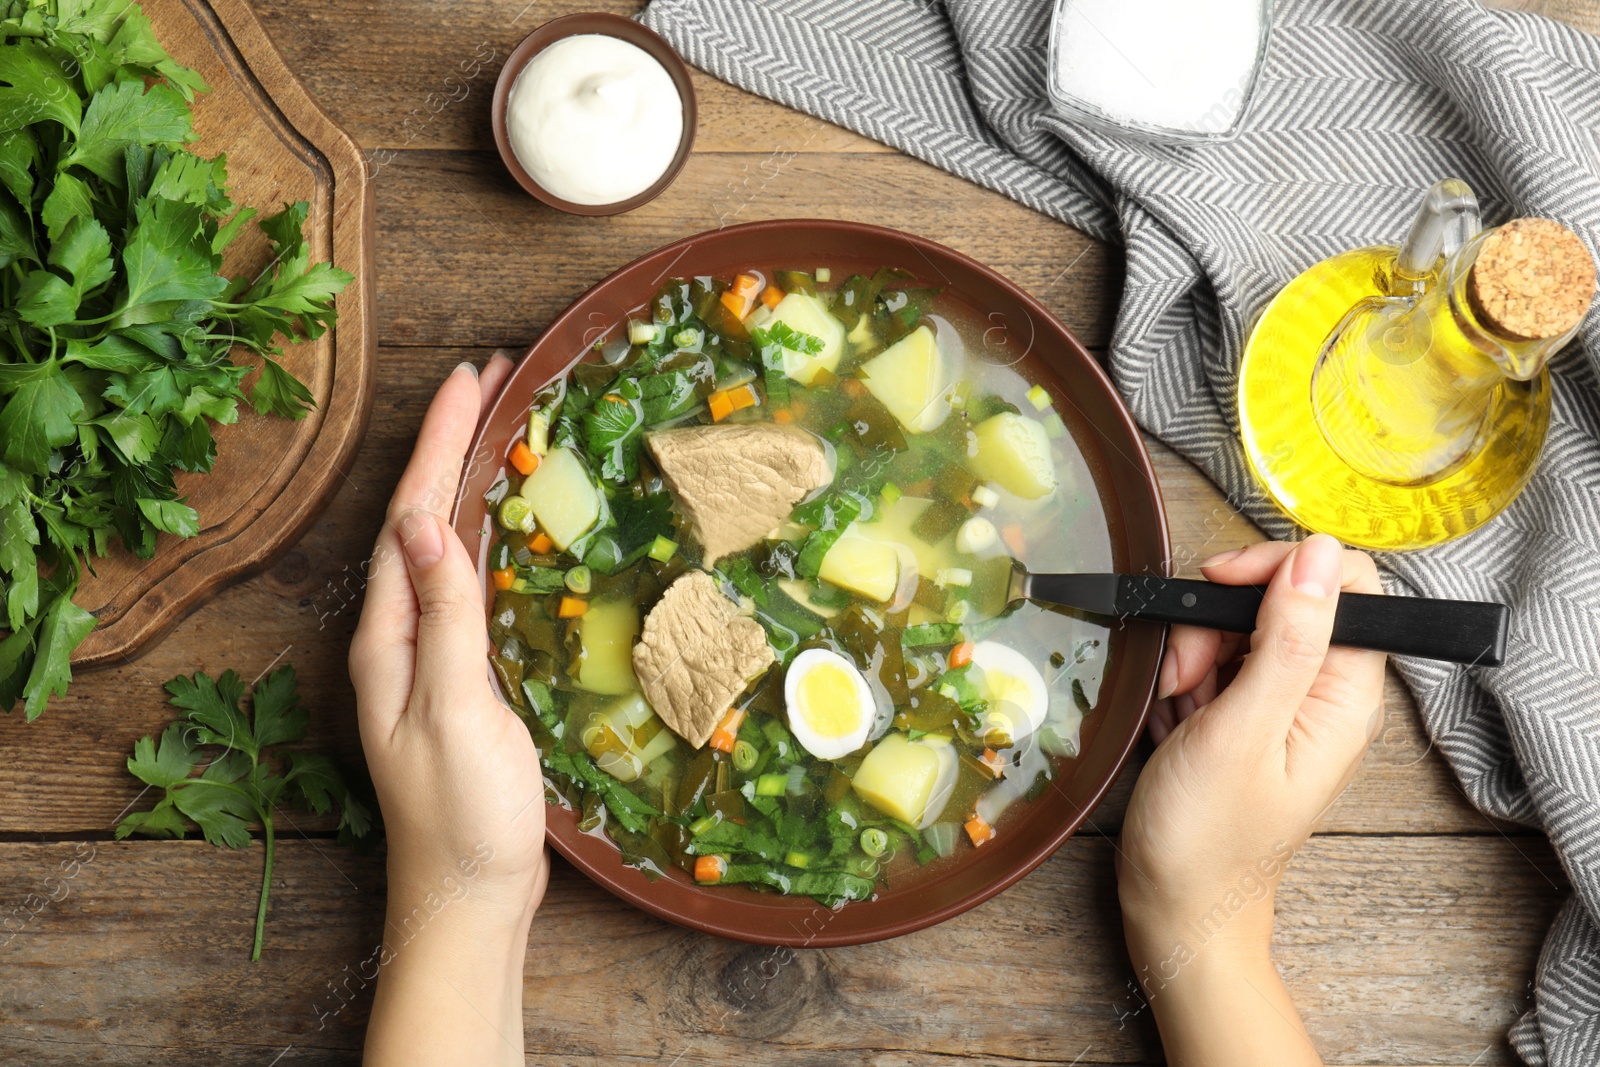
xmin=983 ymin=669 xmax=1032 ymax=711
xmin=798 ymin=662 xmax=861 ymax=737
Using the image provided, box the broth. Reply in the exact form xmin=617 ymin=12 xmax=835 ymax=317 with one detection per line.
xmin=486 ymin=265 xmax=1111 ymax=905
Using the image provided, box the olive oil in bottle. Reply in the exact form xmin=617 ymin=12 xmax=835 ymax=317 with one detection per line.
xmin=1239 ymin=179 xmax=1596 ymax=550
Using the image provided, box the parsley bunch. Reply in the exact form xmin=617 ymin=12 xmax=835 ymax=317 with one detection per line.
xmin=117 ymin=665 xmax=373 ymax=960
xmin=0 ymin=0 xmax=353 ymax=718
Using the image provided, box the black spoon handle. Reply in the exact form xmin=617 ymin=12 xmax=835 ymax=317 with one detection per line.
xmin=1069 ymin=575 xmax=1508 ymax=667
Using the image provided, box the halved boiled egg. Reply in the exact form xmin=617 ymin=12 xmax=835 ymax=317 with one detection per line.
xmin=784 ymin=648 xmax=877 ymax=760
xmin=969 ymin=641 xmax=1049 ymax=746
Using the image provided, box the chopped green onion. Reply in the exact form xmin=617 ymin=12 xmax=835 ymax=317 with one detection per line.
xmin=1043 ymin=412 xmax=1068 ymax=440
xmin=715 ymin=364 xmax=758 ymax=392
xmin=648 ymin=535 xmax=678 ymax=562
xmin=1027 ymin=384 xmax=1052 ymax=411
xmin=880 ymin=481 xmax=903 ymax=506
xmin=785 ymin=764 xmax=808 ymax=796
xmin=935 ymin=567 xmax=973 ymax=588
xmin=629 ymin=320 xmax=657 ymax=345
xmin=971 ymin=484 xmax=1001 ymax=509
xmin=859 ymin=828 xmax=889 ymax=858
xmin=937 ymin=683 xmax=959 ymax=701
xmin=689 ymin=813 xmax=721 ymax=835
xmin=497 ymin=495 xmax=534 ymax=533
xmin=674 ymin=327 xmax=702 ymax=348
xmin=732 ymin=739 xmax=760 ymax=773
xmin=564 ymin=566 xmax=592 ymax=595
xmin=784 ymin=851 xmax=811 ymax=869
xmin=755 ymin=773 xmax=788 ymax=797
xmin=947 ymin=600 xmax=972 ymax=624
xmin=815 ymin=267 xmax=831 ymax=283
xmin=527 ymin=410 xmax=550 ymax=456
xmin=923 ymin=822 xmax=959 ymax=859
xmin=954 ymin=517 xmax=997 ymax=555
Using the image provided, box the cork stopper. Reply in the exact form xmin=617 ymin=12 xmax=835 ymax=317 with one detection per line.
xmin=1468 ymin=217 xmax=1596 ymax=342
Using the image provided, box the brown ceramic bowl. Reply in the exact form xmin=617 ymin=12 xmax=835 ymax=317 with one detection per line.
xmin=491 ymin=13 xmax=697 ymax=216
xmin=452 ymin=219 xmax=1170 ymax=946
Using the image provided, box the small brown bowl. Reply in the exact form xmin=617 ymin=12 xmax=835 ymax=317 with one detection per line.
xmin=491 ymin=13 xmax=697 ymax=216
xmin=453 ymin=220 xmax=1170 ymax=946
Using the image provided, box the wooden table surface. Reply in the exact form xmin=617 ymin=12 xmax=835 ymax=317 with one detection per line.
xmin=1 ymin=1 xmax=1588 ymax=1063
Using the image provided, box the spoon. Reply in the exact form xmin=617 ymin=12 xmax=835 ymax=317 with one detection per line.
xmin=1007 ymin=566 xmax=1509 ymax=667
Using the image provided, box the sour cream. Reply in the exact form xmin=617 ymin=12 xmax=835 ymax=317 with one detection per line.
xmin=505 ymin=34 xmax=684 ymax=206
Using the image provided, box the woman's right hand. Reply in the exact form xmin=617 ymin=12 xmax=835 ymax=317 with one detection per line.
xmin=351 ymin=357 xmax=548 ymax=1067
xmin=1116 ymin=535 xmax=1387 ymax=1066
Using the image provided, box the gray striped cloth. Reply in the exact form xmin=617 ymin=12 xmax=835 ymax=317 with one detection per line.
xmin=640 ymin=0 xmax=1600 ymax=1060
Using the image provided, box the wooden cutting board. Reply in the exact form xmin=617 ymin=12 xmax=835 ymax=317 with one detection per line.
xmin=69 ymin=0 xmax=375 ymax=669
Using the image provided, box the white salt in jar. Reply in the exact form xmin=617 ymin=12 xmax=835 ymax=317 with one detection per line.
xmin=1046 ymin=0 xmax=1274 ymax=143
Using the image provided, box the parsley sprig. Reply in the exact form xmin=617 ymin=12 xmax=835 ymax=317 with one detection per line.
xmin=117 ymin=665 xmax=374 ymax=960
xmin=0 ymin=0 xmax=353 ymax=718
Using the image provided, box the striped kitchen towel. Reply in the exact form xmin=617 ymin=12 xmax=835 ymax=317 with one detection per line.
xmin=640 ymin=0 xmax=1600 ymax=1061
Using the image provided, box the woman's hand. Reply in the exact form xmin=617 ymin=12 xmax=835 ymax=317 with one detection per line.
xmin=350 ymin=357 xmax=548 ymax=1067
xmin=1117 ymin=535 xmax=1386 ymax=1067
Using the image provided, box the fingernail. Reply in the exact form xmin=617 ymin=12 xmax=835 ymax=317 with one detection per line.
xmin=399 ymin=509 xmax=444 ymax=569
xmin=456 ymin=360 xmax=479 ymax=378
xmin=1156 ymin=650 xmax=1179 ymax=700
xmin=1291 ymin=534 xmax=1341 ymax=598
xmin=1199 ymin=547 xmax=1244 ymax=568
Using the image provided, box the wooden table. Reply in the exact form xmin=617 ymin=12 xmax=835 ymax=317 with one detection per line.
xmin=0 ymin=1 xmax=1585 ymax=1063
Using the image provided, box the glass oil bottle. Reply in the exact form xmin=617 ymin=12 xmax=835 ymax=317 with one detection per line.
xmin=1238 ymin=179 xmax=1595 ymax=550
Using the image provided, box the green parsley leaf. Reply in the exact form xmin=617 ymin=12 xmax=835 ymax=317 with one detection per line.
xmin=210 ymin=205 xmax=256 ymax=255
xmin=21 ymin=589 xmax=95 ymax=720
xmin=114 ymin=197 xmax=227 ymax=324
xmin=62 ymin=78 xmax=191 ymax=182
xmin=249 ymin=354 xmax=314 ymax=420
xmin=105 ymin=7 xmax=210 ymax=100
xmin=247 ymin=664 xmax=307 ymax=751
xmin=0 ymin=496 xmax=40 ymax=630
xmin=119 ymin=662 xmax=375 ymax=958
xmin=751 ymin=320 xmax=824 ymax=357
xmin=165 ymin=668 xmax=252 ymax=755
xmin=583 ymin=378 xmax=645 ymax=483
xmin=0 ymin=187 xmax=34 ymax=267
xmin=170 ymin=779 xmax=253 ymax=849
xmin=51 ymin=214 xmax=112 ymax=290
xmin=0 ymin=39 xmax=83 ymax=134
xmin=114 ymin=799 xmax=189 ymax=839
xmin=136 ymin=496 xmax=199 ymax=537
xmin=41 ymin=173 xmax=93 ymax=241
xmin=0 ymin=129 xmax=36 ymax=206
xmin=0 ymin=2 xmax=349 ymax=716
xmin=127 ymin=721 xmax=200 ymax=789
xmin=16 ymin=270 xmax=78 ymax=327
xmin=0 ymin=362 xmax=85 ymax=473
xmin=94 ymin=408 xmax=160 ymax=464
xmin=0 ymin=609 xmax=43 ymax=711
